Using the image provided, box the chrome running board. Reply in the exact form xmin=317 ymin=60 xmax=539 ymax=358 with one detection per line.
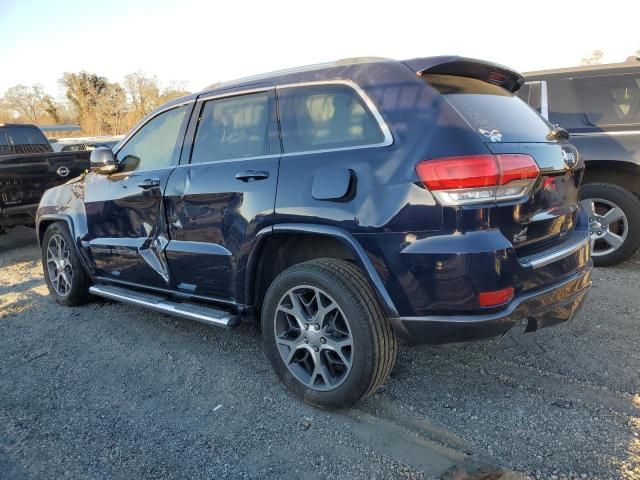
xmin=89 ymin=284 xmax=239 ymax=328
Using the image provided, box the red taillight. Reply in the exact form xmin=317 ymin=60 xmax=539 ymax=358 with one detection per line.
xmin=497 ymin=155 xmax=540 ymax=185
xmin=416 ymin=155 xmax=498 ymax=190
xmin=416 ymin=154 xmax=539 ymax=205
xmin=479 ymin=287 xmax=514 ymax=307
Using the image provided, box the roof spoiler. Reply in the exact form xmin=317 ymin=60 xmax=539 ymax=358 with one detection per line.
xmin=403 ymin=56 xmax=525 ymax=93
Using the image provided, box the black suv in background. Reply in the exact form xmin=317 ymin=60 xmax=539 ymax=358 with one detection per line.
xmin=520 ymin=57 xmax=640 ymax=266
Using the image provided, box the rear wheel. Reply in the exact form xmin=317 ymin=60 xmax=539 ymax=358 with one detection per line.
xmin=261 ymin=258 xmax=396 ymax=408
xmin=42 ymin=222 xmax=91 ymax=306
xmin=580 ymin=183 xmax=640 ymax=267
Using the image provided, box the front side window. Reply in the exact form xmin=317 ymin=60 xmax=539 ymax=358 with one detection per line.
xmin=573 ymin=74 xmax=640 ymax=126
xmin=278 ymin=84 xmax=386 ymax=153
xmin=191 ymin=92 xmax=272 ymax=164
xmin=117 ymin=105 xmax=189 ymax=172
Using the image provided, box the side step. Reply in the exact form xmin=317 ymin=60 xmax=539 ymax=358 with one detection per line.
xmin=89 ymin=284 xmax=240 ymax=328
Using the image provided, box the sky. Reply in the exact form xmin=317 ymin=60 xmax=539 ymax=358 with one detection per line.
xmin=0 ymin=0 xmax=638 ymax=99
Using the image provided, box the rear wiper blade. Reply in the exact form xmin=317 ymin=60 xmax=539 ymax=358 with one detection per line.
xmin=546 ymin=126 xmax=570 ymax=141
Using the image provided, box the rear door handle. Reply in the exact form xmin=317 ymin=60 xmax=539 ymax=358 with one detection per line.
xmin=235 ymin=170 xmax=269 ymax=182
xmin=138 ymin=178 xmax=160 ymax=189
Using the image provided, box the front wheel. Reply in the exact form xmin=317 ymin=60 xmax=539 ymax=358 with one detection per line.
xmin=261 ymin=258 xmax=396 ymax=408
xmin=41 ymin=222 xmax=91 ymax=306
xmin=580 ymin=183 xmax=640 ymax=267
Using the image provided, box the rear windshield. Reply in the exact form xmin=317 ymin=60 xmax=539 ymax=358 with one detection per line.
xmin=5 ymin=125 xmax=51 ymax=154
xmin=423 ymin=74 xmax=552 ymax=143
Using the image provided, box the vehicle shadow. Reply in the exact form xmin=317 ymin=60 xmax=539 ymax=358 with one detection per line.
xmin=0 ymin=226 xmax=40 ymax=269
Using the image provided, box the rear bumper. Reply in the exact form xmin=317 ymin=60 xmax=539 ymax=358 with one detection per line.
xmin=390 ymin=259 xmax=593 ymax=344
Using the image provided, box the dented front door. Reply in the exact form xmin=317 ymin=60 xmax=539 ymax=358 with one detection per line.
xmin=84 ymin=103 xmax=192 ymax=288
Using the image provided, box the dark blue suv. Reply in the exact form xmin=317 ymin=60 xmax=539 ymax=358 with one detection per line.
xmin=36 ymin=56 xmax=593 ymax=407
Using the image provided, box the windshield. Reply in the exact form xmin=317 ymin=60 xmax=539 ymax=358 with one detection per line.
xmin=5 ymin=125 xmax=51 ymax=154
xmin=423 ymin=74 xmax=552 ymax=143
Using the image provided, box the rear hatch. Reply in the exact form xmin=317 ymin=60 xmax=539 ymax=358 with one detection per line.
xmin=421 ymin=70 xmax=583 ymax=256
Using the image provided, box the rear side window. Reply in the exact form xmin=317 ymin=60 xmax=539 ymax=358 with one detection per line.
xmin=5 ymin=126 xmax=51 ymax=154
xmin=191 ymin=92 xmax=272 ymax=164
xmin=424 ymin=74 xmax=552 ymax=143
xmin=278 ymin=84 xmax=386 ymax=153
xmin=573 ymin=74 xmax=640 ymax=126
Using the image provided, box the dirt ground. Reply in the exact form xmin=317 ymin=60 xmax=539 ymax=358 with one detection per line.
xmin=1 ymin=226 xmax=638 ymax=479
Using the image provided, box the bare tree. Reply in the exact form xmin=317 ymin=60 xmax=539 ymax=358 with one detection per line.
xmin=96 ymin=83 xmax=127 ymax=135
xmin=159 ymin=81 xmax=190 ymax=104
xmin=60 ymin=72 xmax=109 ymax=134
xmin=2 ymin=84 xmax=49 ymax=122
xmin=41 ymin=95 xmax=62 ymax=124
xmin=1 ymin=71 xmax=189 ymax=135
xmin=581 ymin=49 xmax=604 ymax=66
xmin=0 ymin=97 xmax=14 ymax=123
xmin=124 ymin=72 xmax=160 ymax=118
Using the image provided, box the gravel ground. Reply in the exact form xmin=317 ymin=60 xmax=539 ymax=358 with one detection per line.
xmin=1 ymin=226 xmax=638 ymax=479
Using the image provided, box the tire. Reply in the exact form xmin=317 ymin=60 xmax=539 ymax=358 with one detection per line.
xmin=41 ymin=222 xmax=91 ymax=306
xmin=261 ymin=258 xmax=396 ymax=408
xmin=580 ymin=183 xmax=640 ymax=267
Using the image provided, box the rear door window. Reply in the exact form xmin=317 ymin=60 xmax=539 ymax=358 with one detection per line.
xmin=5 ymin=126 xmax=51 ymax=154
xmin=190 ymin=91 xmax=274 ymax=164
xmin=573 ymin=74 xmax=640 ymax=126
xmin=278 ymin=84 xmax=387 ymax=153
xmin=424 ymin=74 xmax=552 ymax=143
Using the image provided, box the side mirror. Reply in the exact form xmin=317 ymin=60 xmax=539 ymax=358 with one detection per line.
xmin=90 ymin=147 xmax=118 ymax=174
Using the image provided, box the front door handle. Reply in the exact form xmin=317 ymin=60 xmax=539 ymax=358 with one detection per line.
xmin=138 ymin=178 xmax=160 ymax=190
xmin=235 ymin=170 xmax=269 ymax=182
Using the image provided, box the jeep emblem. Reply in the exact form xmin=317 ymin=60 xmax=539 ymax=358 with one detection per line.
xmin=561 ymin=148 xmax=578 ymax=169
xmin=56 ymin=166 xmax=70 ymax=177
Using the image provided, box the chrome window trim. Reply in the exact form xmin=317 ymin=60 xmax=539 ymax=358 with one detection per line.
xmin=184 ymin=80 xmax=394 ymax=165
xmin=521 ymin=80 xmax=548 ymax=119
xmin=540 ymin=80 xmax=549 ymax=120
xmin=102 ymin=166 xmax=177 ymax=176
xmin=276 ymin=80 xmax=394 ymax=152
xmin=113 ymin=100 xmax=195 ymax=157
xmin=184 ymin=138 xmax=392 ymax=167
xmin=176 ymin=153 xmax=281 ymax=168
xmin=571 ymin=130 xmax=640 ymax=137
xmin=196 ymin=86 xmax=274 ymax=103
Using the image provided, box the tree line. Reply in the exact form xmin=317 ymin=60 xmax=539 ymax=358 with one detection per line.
xmin=581 ymin=48 xmax=640 ymax=66
xmin=0 ymin=72 xmax=190 ymax=137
